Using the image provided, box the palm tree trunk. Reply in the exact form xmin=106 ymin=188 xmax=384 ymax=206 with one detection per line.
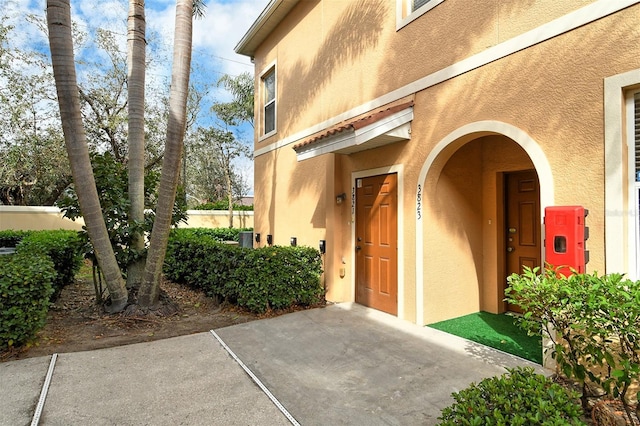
xmin=126 ymin=0 xmax=147 ymax=290
xmin=46 ymin=0 xmax=128 ymax=312
xmin=138 ymin=0 xmax=193 ymax=308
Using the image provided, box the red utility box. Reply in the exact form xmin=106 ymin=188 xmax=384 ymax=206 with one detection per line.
xmin=544 ymin=206 xmax=589 ymax=276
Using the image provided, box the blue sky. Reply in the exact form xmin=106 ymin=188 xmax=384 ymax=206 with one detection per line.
xmin=4 ymin=0 xmax=263 ymax=85
xmin=3 ymin=0 xmax=267 ymax=195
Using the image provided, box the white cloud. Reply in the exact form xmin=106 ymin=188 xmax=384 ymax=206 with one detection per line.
xmin=3 ymin=0 xmax=49 ymax=52
xmin=145 ymin=0 xmax=261 ymax=78
xmin=5 ymin=0 xmax=265 ymax=195
xmin=73 ymin=1 xmax=127 ymax=31
xmin=192 ymin=1 xmax=261 ymax=76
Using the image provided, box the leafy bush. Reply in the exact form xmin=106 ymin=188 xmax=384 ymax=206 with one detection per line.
xmin=193 ymin=201 xmax=253 ymax=211
xmin=0 ymin=230 xmax=32 ymax=247
xmin=15 ymin=230 xmax=83 ymax=300
xmin=165 ymin=229 xmax=324 ymax=313
xmin=0 ymin=253 xmax=56 ymax=349
xmin=165 ymin=230 xmax=243 ymax=294
xmin=234 ymin=246 xmax=324 ymax=313
xmin=506 ymin=267 xmax=640 ymax=418
xmin=171 ymin=227 xmax=252 ymax=243
xmin=57 ymin=152 xmax=188 ymax=274
xmin=438 ymin=367 xmax=585 ymax=426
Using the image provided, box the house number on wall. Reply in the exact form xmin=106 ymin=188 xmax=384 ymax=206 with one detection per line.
xmin=416 ymin=184 xmax=422 ymax=220
xmin=351 ymin=187 xmax=356 ymax=216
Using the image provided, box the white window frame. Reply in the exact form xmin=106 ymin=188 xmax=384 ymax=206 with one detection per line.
xmin=396 ymin=0 xmax=446 ymax=31
xmin=635 ymin=181 xmax=640 ymax=279
xmin=604 ymin=68 xmax=640 ymax=279
xmin=259 ymin=62 xmax=277 ymax=140
xmin=627 ymin=90 xmax=640 ymax=279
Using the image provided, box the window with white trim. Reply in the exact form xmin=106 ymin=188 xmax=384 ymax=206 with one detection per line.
xmin=632 ymin=91 xmax=640 ymax=278
xmin=262 ymin=68 xmax=276 ymax=136
xmin=398 ymin=0 xmax=446 ymax=29
xmin=412 ymin=0 xmax=431 ymax=12
xmin=633 ymin=92 xmax=640 ymax=179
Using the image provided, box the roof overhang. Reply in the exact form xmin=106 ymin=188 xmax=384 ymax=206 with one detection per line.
xmin=293 ymin=102 xmax=414 ymax=162
xmin=235 ymin=0 xmax=301 ymax=58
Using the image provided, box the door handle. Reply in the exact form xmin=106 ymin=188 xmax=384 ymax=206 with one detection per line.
xmin=506 ymin=247 xmax=515 ymax=253
xmin=355 ymin=245 xmax=361 ymax=251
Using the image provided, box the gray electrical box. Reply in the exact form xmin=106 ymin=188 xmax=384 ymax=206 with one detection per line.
xmin=239 ymin=231 xmax=253 ymax=248
xmin=0 ymin=247 xmax=16 ymax=256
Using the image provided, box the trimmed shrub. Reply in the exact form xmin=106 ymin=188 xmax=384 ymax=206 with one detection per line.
xmin=0 ymin=253 xmax=56 ymax=349
xmin=438 ymin=367 xmax=585 ymax=426
xmin=165 ymin=230 xmax=243 ymax=295
xmin=171 ymin=227 xmax=252 ymax=243
xmin=15 ymin=230 xmax=84 ymax=300
xmin=193 ymin=201 xmax=253 ymax=211
xmin=234 ymin=246 xmax=324 ymax=313
xmin=165 ymin=229 xmax=324 ymax=313
xmin=0 ymin=230 xmax=32 ymax=247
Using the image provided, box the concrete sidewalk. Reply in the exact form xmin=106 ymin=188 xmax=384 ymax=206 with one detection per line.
xmin=0 ymin=333 xmax=289 ymax=426
xmin=0 ymin=303 xmax=543 ymax=425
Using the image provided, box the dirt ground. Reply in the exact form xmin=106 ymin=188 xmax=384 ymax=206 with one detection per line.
xmin=0 ymin=271 xmax=263 ymax=362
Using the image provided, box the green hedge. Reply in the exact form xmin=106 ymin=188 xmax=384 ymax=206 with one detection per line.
xmin=0 ymin=253 xmax=56 ymax=349
xmin=0 ymin=230 xmax=83 ymax=301
xmin=172 ymin=227 xmax=252 ymax=243
xmin=165 ymin=230 xmax=240 ymax=293
xmin=0 ymin=230 xmax=32 ymax=247
xmin=193 ymin=201 xmax=253 ymax=211
xmin=438 ymin=367 xmax=585 ymax=425
xmin=165 ymin=228 xmax=324 ymax=313
xmin=234 ymin=246 xmax=324 ymax=313
xmin=15 ymin=230 xmax=83 ymax=300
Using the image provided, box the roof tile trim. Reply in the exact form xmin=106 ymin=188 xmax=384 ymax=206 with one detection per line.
xmin=293 ymin=101 xmax=415 ymax=151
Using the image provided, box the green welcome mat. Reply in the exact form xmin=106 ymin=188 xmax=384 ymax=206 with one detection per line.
xmin=427 ymin=311 xmax=542 ymax=364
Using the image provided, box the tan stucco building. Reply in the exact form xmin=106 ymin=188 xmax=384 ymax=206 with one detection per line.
xmin=236 ymin=0 xmax=640 ymax=325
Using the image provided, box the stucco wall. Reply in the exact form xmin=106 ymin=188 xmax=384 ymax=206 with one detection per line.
xmin=0 ymin=206 xmax=253 ymax=231
xmin=253 ymin=148 xmax=328 ymax=245
xmin=248 ymin=0 xmax=640 ymax=324
xmin=253 ymin=0 xmax=604 ymax=149
xmin=179 ymin=210 xmax=254 ymax=229
xmin=0 ymin=206 xmax=85 ymax=231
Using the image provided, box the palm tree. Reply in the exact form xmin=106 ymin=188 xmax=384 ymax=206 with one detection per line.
xmin=138 ymin=0 xmax=200 ymax=307
xmin=126 ymin=0 xmax=147 ymax=290
xmin=46 ymin=0 xmax=128 ymax=312
xmin=47 ymin=0 xmax=205 ymax=312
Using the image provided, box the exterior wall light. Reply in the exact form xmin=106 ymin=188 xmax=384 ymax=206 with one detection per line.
xmin=255 ymin=233 xmax=261 ymax=243
xmin=267 ymin=234 xmax=273 ymax=246
xmin=290 ymin=237 xmax=297 ymax=246
xmin=319 ymin=240 xmax=326 ymax=254
xmin=336 ymin=193 xmax=347 ymax=204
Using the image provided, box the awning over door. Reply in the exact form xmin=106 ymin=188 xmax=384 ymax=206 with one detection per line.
xmin=292 ymin=101 xmax=414 ymax=161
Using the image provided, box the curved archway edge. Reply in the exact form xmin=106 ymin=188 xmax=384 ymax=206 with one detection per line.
xmin=414 ymin=121 xmax=554 ymax=325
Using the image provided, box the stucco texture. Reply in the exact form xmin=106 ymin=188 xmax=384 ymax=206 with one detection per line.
xmin=249 ymin=0 xmax=640 ymax=324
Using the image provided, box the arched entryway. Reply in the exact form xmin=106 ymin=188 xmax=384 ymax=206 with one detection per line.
xmin=414 ymin=121 xmax=553 ymax=325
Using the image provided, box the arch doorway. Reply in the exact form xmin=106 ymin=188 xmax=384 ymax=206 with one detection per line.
xmin=417 ymin=130 xmax=546 ymax=324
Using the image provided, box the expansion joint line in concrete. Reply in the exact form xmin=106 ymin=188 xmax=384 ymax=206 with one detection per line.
xmin=31 ymin=352 xmax=57 ymax=426
xmin=209 ymin=330 xmax=300 ymax=426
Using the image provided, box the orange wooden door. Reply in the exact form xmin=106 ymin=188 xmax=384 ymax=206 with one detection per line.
xmin=505 ymin=170 xmax=541 ymax=313
xmin=355 ymin=173 xmax=398 ymax=315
